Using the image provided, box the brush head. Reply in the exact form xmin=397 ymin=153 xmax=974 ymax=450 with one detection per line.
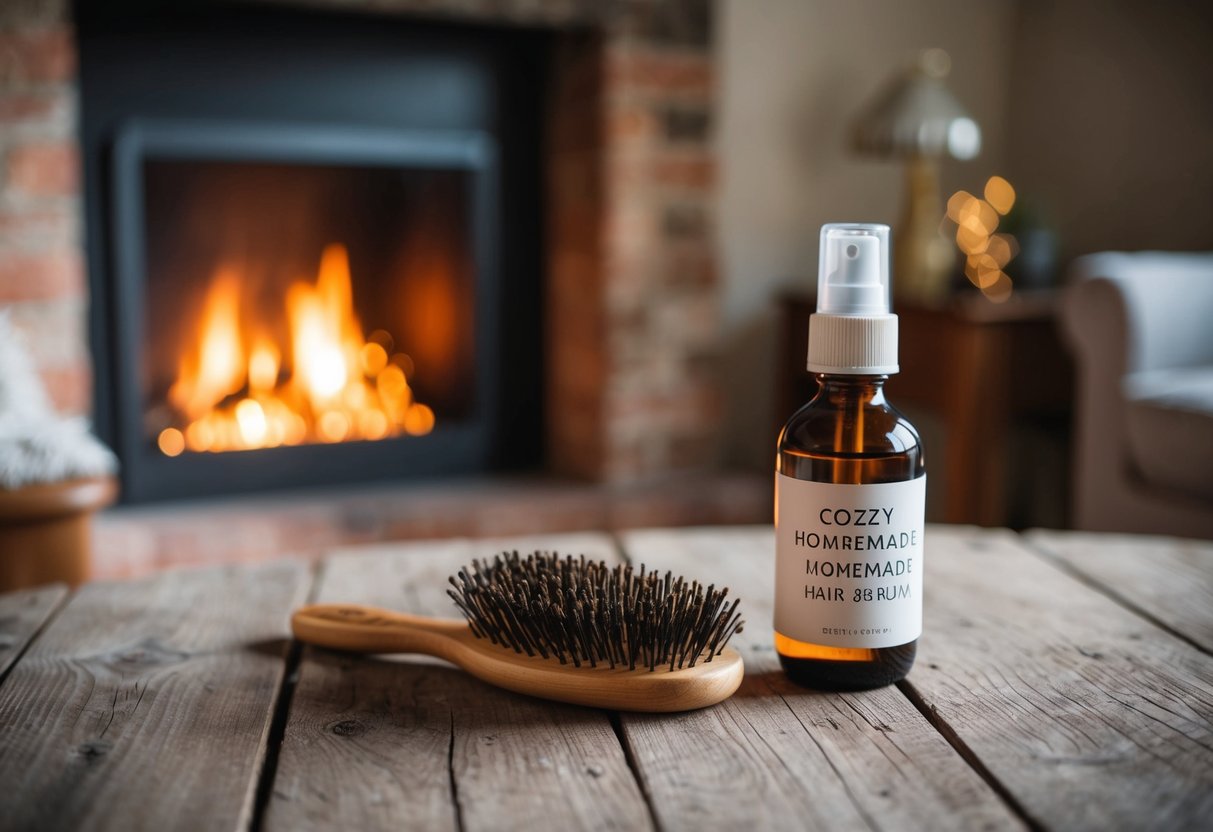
xmin=447 ymin=551 xmax=745 ymax=672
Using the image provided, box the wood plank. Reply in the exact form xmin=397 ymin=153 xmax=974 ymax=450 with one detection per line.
xmin=908 ymin=526 xmax=1213 ymax=831
xmin=265 ymin=533 xmax=652 ymax=832
xmin=0 ymin=561 xmax=310 ymax=832
xmin=0 ymin=583 xmax=68 ymax=681
xmin=1024 ymin=529 xmax=1213 ymax=654
xmin=617 ymin=526 xmax=1025 ymax=832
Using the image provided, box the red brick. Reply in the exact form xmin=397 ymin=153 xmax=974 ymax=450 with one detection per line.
xmin=0 ymin=28 xmax=76 ymax=85
xmin=0 ymin=90 xmax=57 ymax=122
xmin=6 ymin=142 xmax=79 ymax=196
xmin=39 ymin=361 xmax=91 ymax=415
xmin=0 ymin=204 xmax=75 ymax=245
xmin=6 ymin=296 xmax=86 ymax=365
xmin=0 ymin=249 xmax=83 ymax=300
xmin=651 ymin=155 xmax=714 ymax=189
xmin=607 ymin=152 xmax=714 ymax=192
xmin=605 ymin=47 xmax=713 ymax=95
xmin=607 ymin=102 xmax=659 ymax=143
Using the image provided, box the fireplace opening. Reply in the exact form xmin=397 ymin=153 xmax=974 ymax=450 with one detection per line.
xmin=79 ymin=3 xmax=549 ymax=502
xmin=141 ymin=155 xmax=476 ymax=457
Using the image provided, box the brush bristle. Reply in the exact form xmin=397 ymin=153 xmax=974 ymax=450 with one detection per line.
xmin=446 ymin=551 xmax=744 ymax=671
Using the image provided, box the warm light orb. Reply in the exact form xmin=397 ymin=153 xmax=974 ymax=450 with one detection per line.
xmin=158 ymin=427 xmax=185 ymax=457
xmin=235 ymin=398 xmax=268 ymax=447
xmin=403 ymin=403 xmax=435 ymax=436
xmin=186 ymin=421 xmax=215 ymax=452
xmin=984 ymin=176 xmax=1016 ymax=215
xmin=983 ymin=272 xmax=1014 ymax=303
xmin=359 ymin=409 xmax=389 ymax=440
xmin=361 ymin=342 xmax=388 ymax=376
xmin=392 ymin=353 xmax=416 ymax=379
xmin=944 ymin=179 xmax=1020 ymax=304
xmin=319 ymin=410 xmax=350 ymax=442
xmin=946 ymin=190 xmax=977 ymax=223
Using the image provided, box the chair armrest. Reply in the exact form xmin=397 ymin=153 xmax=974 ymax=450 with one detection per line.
xmin=1064 ymin=252 xmax=1213 ymax=374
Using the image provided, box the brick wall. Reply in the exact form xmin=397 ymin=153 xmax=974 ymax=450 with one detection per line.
xmin=0 ymin=0 xmax=89 ymax=414
xmin=0 ymin=0 xmax=722 ymax=483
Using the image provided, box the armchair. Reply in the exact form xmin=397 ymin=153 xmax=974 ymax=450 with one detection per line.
xmin=1061 ymin=252 xmax=1213 ymax=538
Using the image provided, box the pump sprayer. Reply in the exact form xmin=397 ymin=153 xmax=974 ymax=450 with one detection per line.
xmin=807 ymin=224 xmax=899 ymax=375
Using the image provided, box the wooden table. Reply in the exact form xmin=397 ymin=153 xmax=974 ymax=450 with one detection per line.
xmin=1 ymin=526 xmax=1211 ymax=831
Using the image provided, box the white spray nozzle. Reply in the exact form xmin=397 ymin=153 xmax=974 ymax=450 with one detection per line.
xmin=817 ymin=224 xmax=891 ymax=316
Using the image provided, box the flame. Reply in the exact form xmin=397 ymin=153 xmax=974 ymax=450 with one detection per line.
xmin=169 ymin=267 xmax=245 ymax=420
xmin=162 ymin=243 xmax=435 ymax=455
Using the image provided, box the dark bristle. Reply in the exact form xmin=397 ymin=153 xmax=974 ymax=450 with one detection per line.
xmin=446 ymin=552 xmax=745 ymax=672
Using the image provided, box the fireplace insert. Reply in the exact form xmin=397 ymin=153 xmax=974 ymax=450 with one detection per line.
xmin=79 ymin=4 xmax=548 ymax=502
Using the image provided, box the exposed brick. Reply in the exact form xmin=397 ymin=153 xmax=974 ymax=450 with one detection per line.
xmin=0 ymin=90 xmax=58 ymax=123
xmin=0 ymin=1 xmax=70 ymax=31
xmin=0 ymin=248 xmax=83 ymax=300
xmin=0 ymin=204 xmax=76 ymax=247
xmin=661 ymin=201 xmax=707 ymax=240
xmin=38 ymin=361 xmax=91 ymax=415
xmin=608 ymin=102 xmax=660 ymax=143
xmin=607 ymin=152 xmax=714 ymax=192
xmin=661 ymin=243 xmax=717 ymax=290
xmin=650 ymin=154 xmax=714 ymax=189
xmin=605 ymin=47 xmax=713 ymax=95
xmin=616 ymin=0 xmax=712 ymax=47
xmin=0 ymin=27 xmax=75 ymax=86
xmin=660 ymin=103 xmax=711 ymax=143
xmin=652 ymin=292 xmax=719 ymax=350
xmin=6 ymin=296 xmax=86 ymax=366
xmin=5 ymin=141 xmax=78 ymax=196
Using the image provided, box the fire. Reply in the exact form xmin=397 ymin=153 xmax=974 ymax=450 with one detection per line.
xmin=157 ymin=243 xmax=435 ymax=457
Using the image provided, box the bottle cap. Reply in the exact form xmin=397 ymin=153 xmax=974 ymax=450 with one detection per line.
xmin=807 ymin=223 xmax=899 ymax=375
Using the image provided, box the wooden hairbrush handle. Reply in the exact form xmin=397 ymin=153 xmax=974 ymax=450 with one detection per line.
xmin=290 ymin=602 xmax=746 ymax=712
xmin=291 ymin=604 xmax=469 ymax=660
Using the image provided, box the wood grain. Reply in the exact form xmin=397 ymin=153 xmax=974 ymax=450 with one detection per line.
xmin=617 ymin=526 xmax=1025 ymax=832
xmin=0 ymin=560 xmax=309 ymax=832
xmin=265 ymin=533 xmax=653 ymax=832
xmin=0 ymin=583 xmax=67 ymax=681
xmin=909 ymin=526 xmax=1213 ymax=831
xmin=1024 ymin=529 xmax=1213 ymax=654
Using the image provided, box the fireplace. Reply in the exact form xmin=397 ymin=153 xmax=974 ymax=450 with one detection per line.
xmin=78 ymin=3 xmax=546 ymax=502
xmin=5 ymin=0 xmax=728 ymax=535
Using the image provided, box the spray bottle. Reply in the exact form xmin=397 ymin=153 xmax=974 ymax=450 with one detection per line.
xmin=774 ymin=223 xmax=926 ymax=690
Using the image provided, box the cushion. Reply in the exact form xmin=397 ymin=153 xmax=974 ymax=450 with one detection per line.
xmin=1123 ymin=367 xmax=1213 ymax=501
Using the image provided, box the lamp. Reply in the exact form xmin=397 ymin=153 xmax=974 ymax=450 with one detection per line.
xmin=851 ymin=49 xmax=981 ymax=303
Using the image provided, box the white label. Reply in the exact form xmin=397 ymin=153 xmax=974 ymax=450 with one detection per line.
xmin=775 ymin=474 xmax=926 ymax=648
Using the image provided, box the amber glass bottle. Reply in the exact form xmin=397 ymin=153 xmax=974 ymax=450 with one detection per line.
xmin=774 ymin=224 xmax=926 ymax=691
xmin=775 ymin=375 xmax=924 ymax=689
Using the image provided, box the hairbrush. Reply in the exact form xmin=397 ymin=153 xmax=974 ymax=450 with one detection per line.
xmin=291 ymin=551 xmax=745 ymax=712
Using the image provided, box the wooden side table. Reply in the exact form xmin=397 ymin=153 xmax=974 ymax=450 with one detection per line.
xmin=779 ymin=291 xmax=1073 ymax=526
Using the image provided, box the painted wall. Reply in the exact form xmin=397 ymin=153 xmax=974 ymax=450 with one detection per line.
xmin=1004 ymin=0 xmax=1213 ymax=261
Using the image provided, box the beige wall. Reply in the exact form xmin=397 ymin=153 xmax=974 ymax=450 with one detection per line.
xmin=1004 ymin=0 xmax=1213 ymax=261
xmin=716 ymin=0 xmax=1017 ymax=469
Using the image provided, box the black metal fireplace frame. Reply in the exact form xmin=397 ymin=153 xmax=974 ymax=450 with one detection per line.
xmin=108 ymin=118 xmax=501 ymax=503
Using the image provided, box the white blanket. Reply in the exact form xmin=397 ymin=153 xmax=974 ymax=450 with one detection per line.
xmin=0 ymin=312 xmax=116 ymax=489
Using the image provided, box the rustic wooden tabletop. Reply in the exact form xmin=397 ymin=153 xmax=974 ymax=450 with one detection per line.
xmin=1 ymin=525 xmax=1211 ymax=831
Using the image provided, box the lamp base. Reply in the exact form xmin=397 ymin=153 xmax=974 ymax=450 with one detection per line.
xmin=894 ymin=157 xmax=954 ymax=304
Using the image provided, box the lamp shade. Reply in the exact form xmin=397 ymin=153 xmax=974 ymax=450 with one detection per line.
xmin=851 ymin=49 xmax=981 ymax=160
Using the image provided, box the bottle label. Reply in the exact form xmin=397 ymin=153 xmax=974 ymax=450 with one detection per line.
xmin=775 ymin=474 xmax=926 ymax=648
